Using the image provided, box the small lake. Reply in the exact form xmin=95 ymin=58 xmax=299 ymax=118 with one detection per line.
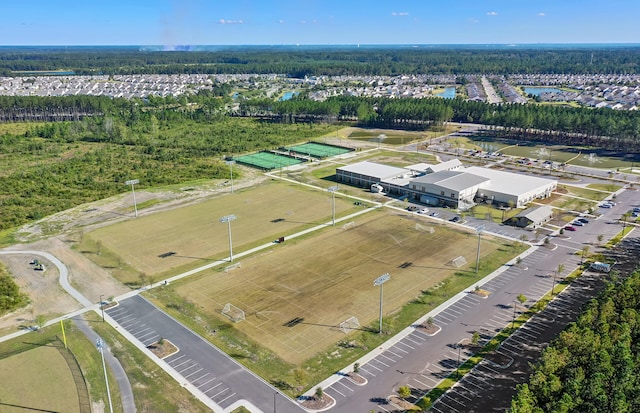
xmin=436 ymin=87 xmax=456 ymax=99
xmin=279 ymin=91 xmax=299 ymax=101
xmin=523 ymin=87 xmax=564 ymax=96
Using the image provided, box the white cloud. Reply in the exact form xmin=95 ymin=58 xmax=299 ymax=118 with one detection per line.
xmin=486 ymin=11 xmax=498 ymax=16
xmin=537 ymin=12 xmax=545 ymax=17
xmin=218 ymin=19 xmax=244 ymax=24
xmin=391 ymin=12 xmax=409 ymax=16
xmin=468 ymin=18 xmax=479 ymax=24
xmin=278 ymin=20 xmax=285 ymax=24
xmin=299 ymin=20 xmax=307 ymax=24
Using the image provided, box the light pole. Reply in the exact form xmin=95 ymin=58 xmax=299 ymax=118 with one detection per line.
xmin=374 ymin=273 xmax=390 ymax=335
xmin=328 ymin=185 xmax=339 ymax=226
xmin=475 ymin=225 xmax=484 ymax=274
xmin=220 ymin=214 xmax=236 ymax=262
xmin=226 ymin=160 xmax=236 ymax=193
xmin=99 ymin=294 xmax=104 ymax=322
xmin=96 ymin=338 xmax=114 ymax=413
xmin=125 ymin=179 xmax=139 ymax=218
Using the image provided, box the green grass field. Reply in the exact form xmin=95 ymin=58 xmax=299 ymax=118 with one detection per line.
xmin=0 ymin=345 xmax=80 ymax=413
xmin=82 ymin=180 xmax=357 ymax=284
xmin=172 ymin=210 xmax=502 ymax=364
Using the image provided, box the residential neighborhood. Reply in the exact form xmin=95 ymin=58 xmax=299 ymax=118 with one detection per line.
xmin=2 ymin=72 xmax=640 ymax=110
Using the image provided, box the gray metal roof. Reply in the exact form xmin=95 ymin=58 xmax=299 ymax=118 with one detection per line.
xmin=465 ymin=166 xmax=556 ymax=196
xmin=337 ymin=161 xmax=409 ymax=180
xmin=411 ymin=170 xmax=489 ymax=191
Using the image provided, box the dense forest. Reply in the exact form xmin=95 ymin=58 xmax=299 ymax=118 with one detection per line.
xmin=1 ymin=47 xmax=640 ymax=76
xmin=510 ymin=269 xmax=640 ymax=413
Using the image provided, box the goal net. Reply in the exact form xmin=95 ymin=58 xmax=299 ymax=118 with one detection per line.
xmin=450 ymin=256 xmax=468 ymax=268
xmin=415 ymin=223 xmax=435 ymax=233
xmin=339 ymin=316 xmax=360 ymax=334
xmin=222 ymin=303 xmax=245 ymax=323
xmin=342 ymin=221 xmax=356 ymax=230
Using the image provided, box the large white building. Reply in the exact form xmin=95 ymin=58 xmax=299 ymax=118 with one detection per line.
xmin=335 ymin=160 xmax=557 ymax=209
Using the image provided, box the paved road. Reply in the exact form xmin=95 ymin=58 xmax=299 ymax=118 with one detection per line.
xmin=106 ymin=295 xmax=306 ymax=413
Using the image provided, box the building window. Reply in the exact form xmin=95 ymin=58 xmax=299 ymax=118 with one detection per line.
xmin=441 ymin=191 xmax=445 ymax=196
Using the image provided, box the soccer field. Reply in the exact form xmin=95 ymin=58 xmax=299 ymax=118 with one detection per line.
xmin=0 ymin=345 xmax=81 ymax=413
xmin=173 ymin=210 xmax=501 ymax=364
xmin=84 ymin=180 xmax=357 ymax=282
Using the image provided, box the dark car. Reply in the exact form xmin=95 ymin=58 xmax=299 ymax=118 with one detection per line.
xmin=577 ymin=217 xmax=590 ymax=224
xmin=564 ymin=225 xmax=577 ymax=231
xmin=449 ymin=216 xmax=461 ymax=223
xmin=407 ymin=205 xmax=419 ymax=212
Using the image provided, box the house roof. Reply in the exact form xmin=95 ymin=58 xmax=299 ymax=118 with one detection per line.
xmin=516 ymin=205 xmax=554 ymax=222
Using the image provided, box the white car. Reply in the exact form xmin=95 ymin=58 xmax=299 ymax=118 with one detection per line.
xmin=600 ymin=203 xmax=612 ymax=208
xmin=418 ymin=208 xmax=429 ymax=214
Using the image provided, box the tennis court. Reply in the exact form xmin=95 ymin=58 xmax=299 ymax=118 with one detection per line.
xmin=235 ymin=151 xmax=304 ymax=170
xmin=286 ymin=142 xmax=353 ymax=158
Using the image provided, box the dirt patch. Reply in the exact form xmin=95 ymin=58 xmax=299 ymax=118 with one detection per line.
xmin=389 ymin=395 xmax=418 ymax=411
xmin=147 ymin=339 xmax=179 ymax=359
xmin=346 ymin=372 xmax=366 ymax=385
xmin=299 ymin=394 xmax=335 ymax=411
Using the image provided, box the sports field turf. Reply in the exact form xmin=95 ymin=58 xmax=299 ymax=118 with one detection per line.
xmin=0 ymin=345 xmax=80 ymax=412
xmin=85 ymin=181 xmax=357 ymax=281
xmin=173 ymin=210 xmax=502 ymax=364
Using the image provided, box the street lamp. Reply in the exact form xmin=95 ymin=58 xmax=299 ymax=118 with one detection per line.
xmin=374 ymin=273 xmax=391 ymax=335
xmin=125 ymin=179 xmax=139 ymax=218
xmin=475 ymin=225 xmax=485 ymax=274
xmin=225 ymin=160 xmax=236 ymax=193
xmin=328 ymin=185 xmax=339 ymax=226
xmin=219 ymin=214 xmax=236 ymax=262
xmin=99 ymin=294 xmax=104 ymax=323
xmin=96 ymin=338 xmax=114 ymax=413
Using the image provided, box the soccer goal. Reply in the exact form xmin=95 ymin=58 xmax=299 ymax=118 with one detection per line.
xmin=339 ymin=316 xmax=360 ymax=334
xmin=415 ymin=223 xmax=435 ymax=233
xmin=222 ymin=303 xmax=245 ymax=323
xmin=342 ymin=221 xmax=356 ymax=230
xmin=450 ymin=255 xmax=468 ymax=268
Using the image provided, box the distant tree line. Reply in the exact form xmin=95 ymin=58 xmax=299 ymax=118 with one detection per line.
xmin=510 ymin=269 xmax=640 ymax=413
xmin=240 ymin=96 xmax=640 ymax=152
xmin=1 ymin=47 xmax=640 ymax=76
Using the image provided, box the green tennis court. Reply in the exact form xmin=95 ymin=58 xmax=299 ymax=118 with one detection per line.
xmin=235 ymin=151 xmax=304 ymax=170
xmin=286 ymin=142 xmax=353 ymax=158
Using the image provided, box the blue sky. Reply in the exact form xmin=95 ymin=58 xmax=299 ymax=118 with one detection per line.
xmin=2 ymin=0 xmax=639 ymax=46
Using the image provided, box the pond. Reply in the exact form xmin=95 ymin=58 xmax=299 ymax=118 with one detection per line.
xmin=523 ymin=87 xmax=564 ymax=96
xmin=279 ymin=91 xmax=299 ymax=101
xmin=436 ymin=87 xmax=456 ymax=99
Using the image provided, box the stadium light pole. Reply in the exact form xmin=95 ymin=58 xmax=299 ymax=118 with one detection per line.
xmin=328 ymin=185 xmax=339 ymax=226
xmin=99 ymin=294 xmax=104 ymax=322
xmin=475 ymin=225 xmax=484 ymax=274
xmin=125 ymin=179 xmax=139 ymax=218
xmin=220 ymin=214 xmax=236 ymax=262
xmin=226 ymin=160 xmax=236 ymax=193
xmin=374 ymin=273 xmax=391 ymax=335
xmin=96 ymin=338 xmax=114 ymax=413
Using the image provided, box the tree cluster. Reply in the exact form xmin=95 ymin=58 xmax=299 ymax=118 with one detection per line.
xmin=511 ymin=270 xmax=640 ymax=413
xmin=0 ymin=264 xmax=28 ymax=316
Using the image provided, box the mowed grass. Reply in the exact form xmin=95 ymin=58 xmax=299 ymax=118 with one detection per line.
xmin=173 ymin=210 xmax=502 ymax=364
xmin=0 ymin=345 xmax=80 ymax=413
xmin=82 ymin=180 xmax=356 ymax=283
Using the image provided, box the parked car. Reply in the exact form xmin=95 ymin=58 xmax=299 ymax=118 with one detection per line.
xmin=449 ymin=216 xmax=461 ymax=223
xmin=430 ymin=212 xmax=439 ymax=217
xmin=407 ymin=205 xmax=419 ymax=212
xmin=564 ymin=225 xmax=577 ymax=231
xmin=606 ymin=201 xmax=616 ymax=206
xmin=599 ymin=203 xmax=612 ymax=208
xmin=572 ymin=221 xmax=584 ymax=226
xmin=633 ymin=207 xmax=640 ymax=213
xmin=418 ymin=208 xmax=429 ymax=214
xmin=577 ymin=217 xmax=590 ymax=224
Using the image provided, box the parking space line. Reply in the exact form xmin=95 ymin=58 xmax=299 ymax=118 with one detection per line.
xmin=172 ymin=358 xmax=193 ymax=369
xmin=167 ymin=354 xmax=185 ymax=364
xmin=196 ymin=376 xmax=215 ymax=388
xmin=184 ymin=367 xmax=204 ymax=379
xmin=328 ymin=387 xmax=345 ymax=397
xmin=397 ymin=340 xmax=416 ymax=350
xmin=336 ymin=381 xmax=354 ymax=392
xmin=204 ymin=383 xmax=222 ymax=394
xmin=211 ymin=387 xmax=230 ymax=398
xmin=217 ymin=392 xmax=237 ymax=404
